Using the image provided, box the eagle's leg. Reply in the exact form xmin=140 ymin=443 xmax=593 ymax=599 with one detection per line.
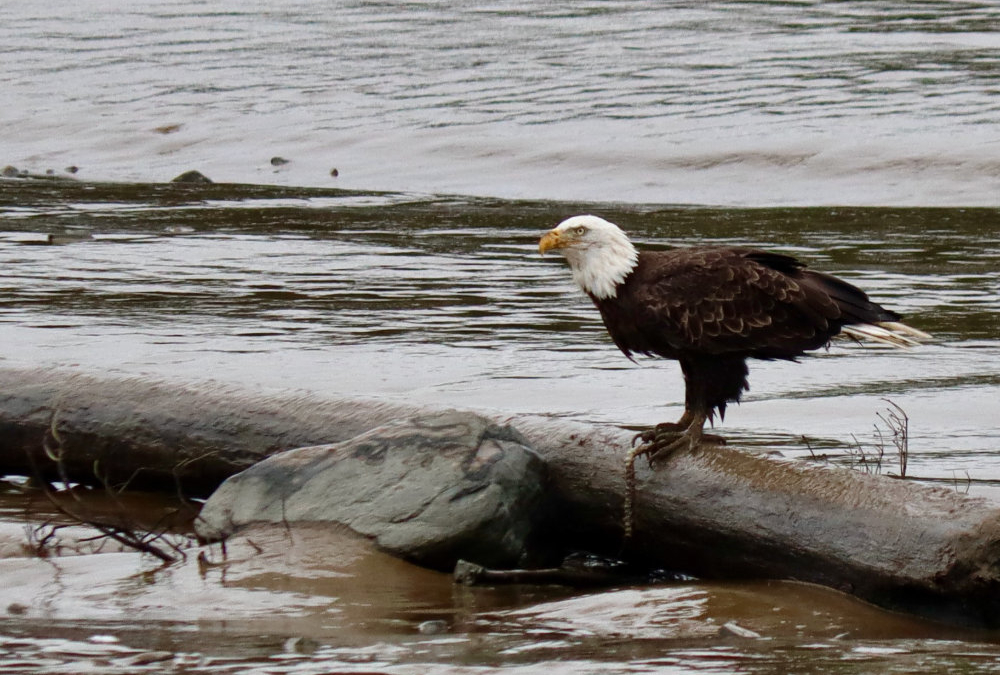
xmin=623 ymin=411 xmax=721 ymax=541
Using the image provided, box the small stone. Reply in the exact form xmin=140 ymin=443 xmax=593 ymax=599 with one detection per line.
xmin=65 ymin=165 xmax=79 ymax=174
xmin=1 ymin=165 xmax=19 ymax=177
xmin=453 ymin=559 xmax=487 ymax=585
xmin=270 ymin=156 xmax=290 ymax=166
xmin=171 ymin=170 xmax=212 ymax=184
xmin=7 ymin=602 xmax=27 ymax=615
xmin=154 ymin=124 xmax=182 ymax=134
xmin=718 ymin=621 xmax=761 ymax=639
xmin=417 ymin=620 xmax=449 ymax=635
xmin=330 ymin=168 xmax=339 ymax=177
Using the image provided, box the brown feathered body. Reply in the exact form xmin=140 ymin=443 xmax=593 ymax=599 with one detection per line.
xmin=589 ymin=247 xmax=900 ymax=421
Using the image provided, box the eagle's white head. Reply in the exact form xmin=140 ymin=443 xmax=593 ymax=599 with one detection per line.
xmin=539 ymin=215 xmax=639 ymax=300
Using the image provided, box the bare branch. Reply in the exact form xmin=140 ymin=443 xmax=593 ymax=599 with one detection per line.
xmin=23 ymin=409 xmax=198 ymax=564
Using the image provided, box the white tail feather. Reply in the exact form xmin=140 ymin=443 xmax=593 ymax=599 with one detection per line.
xmin=840 ymin=322 xmax=931 ymax=348
xmin=877 ymin=321 xmax=933 ymax=341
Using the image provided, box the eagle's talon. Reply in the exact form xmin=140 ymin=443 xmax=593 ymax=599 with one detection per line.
xmin=634 ymin=422 xmax=684 ymax=449
xmin=644 ymin=447 xmax=656 ymax=469
xmin=647 ymin=437 xmax=692 ymax=465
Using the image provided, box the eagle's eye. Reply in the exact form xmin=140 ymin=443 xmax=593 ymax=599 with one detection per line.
xmin=574 ymin=226 xmax=586 ymax=235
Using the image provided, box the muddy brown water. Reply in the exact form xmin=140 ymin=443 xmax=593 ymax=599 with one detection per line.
xmin=0 ymin=179 xmax=999 ymax=671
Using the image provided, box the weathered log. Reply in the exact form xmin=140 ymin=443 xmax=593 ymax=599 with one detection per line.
xmin=1 ymin=366 xmax=1000 ymax=625
xmin=511 ymin=415 xmax=1000 ymax=625
xmin=0 ymin=367 xmax=418 ymax=495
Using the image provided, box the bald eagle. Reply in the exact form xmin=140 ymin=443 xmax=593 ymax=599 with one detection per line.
xmin=539 ymin=214 xmax=929 ymax=461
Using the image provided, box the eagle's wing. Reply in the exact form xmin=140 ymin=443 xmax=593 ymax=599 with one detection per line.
xmin=626 ymin=248 xmax=845 ymax=358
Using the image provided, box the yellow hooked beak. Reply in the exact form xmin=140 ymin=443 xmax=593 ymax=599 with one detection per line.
xmin=538 ymin=229 xmax=563 ymax=255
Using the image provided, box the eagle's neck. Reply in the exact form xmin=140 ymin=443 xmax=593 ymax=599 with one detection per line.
xmin=565 ymin=237 xmax=639 ymax=300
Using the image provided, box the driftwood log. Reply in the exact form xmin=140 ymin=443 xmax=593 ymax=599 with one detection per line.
xmin=1 ymin=366 xmax=1000 ymax=626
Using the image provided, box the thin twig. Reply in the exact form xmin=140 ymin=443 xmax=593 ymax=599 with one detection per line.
xmin=24 ymin=409 xmax=186 ymax=564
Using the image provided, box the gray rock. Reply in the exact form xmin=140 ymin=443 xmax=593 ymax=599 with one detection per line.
xmin=196 ymin=411 xmax=547 ymax=570
xmin=171 ymin=170 xmax=212 ymax=184
xmin=417 ymin=620 xmax=449 ymax=635
xmin=718 ymin=621 xmax=762 ymax=639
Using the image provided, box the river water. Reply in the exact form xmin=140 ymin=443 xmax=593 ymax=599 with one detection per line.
xmin=2 ymin=1 xmax=1000 ymax=672
xmin=2 ymin=182 xmax=999 ymax=673
xmin=4 ymin=1 xmax=1000 ymax=205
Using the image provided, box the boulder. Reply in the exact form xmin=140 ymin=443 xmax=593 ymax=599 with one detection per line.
xmin=196 ymin=411 xmax=547 ymax=570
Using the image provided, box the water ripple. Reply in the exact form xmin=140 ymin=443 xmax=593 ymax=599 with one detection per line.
xmin=3 ymin=2 xmax=1000 ymax=202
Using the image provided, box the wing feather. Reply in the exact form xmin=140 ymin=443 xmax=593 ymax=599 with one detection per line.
xmin=608 ymin=248 xmax=843 ymax=359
